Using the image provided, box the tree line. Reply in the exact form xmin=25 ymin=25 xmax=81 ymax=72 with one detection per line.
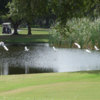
xmin=0 ymin=0 xmax=100 ymax=35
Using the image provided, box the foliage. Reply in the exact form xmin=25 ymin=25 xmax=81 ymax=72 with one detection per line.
xmin=88 ymin=0 xmax=100 ymax=18
xmin=6 ymin=0 xmax=26 ymax=35
xmin=0 ymin=0 xmax=11 ymax=15
xmin=7 ymin=1 xmax=21 ymax=23
xmin=50 ymin=0 xmax=97 ymax=24
xmin=0 ymin=0 xmax=11 ymax=24
xmin=1 ymin=0 xmax=100 ymax=36
xmin=7 ymin=0 xmax=49 ymax=35
xmin=50 ymin=18 xmax=100 ymax=49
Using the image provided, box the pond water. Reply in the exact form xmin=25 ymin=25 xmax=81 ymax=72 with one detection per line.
xmin=0 ymin=43 xmax=100 ymax=75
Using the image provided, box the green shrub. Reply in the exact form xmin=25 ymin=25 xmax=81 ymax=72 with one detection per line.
xmin=49 ymin=18 xmax=100 ymax=49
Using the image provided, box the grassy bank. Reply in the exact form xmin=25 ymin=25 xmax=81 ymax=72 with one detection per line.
xmin=0 ymin=27 xmax=49 ymax=43
xmin=0 ymin=71 xmax=100 ymax=100
xmin=0 ymin=35 xmax=49 ymax=43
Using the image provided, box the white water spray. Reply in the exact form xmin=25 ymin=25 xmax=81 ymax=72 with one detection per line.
xmin=1 ymin=44 xmax=100 ymax=74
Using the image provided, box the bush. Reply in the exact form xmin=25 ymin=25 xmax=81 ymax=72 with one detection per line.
xmin=49 ymin=18 xmax=100 ymax=49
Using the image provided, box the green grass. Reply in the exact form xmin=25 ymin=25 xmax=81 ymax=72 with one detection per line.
xmin=0 ymin=71 xmax=100 ymax=100
xmin=0 ymin=27 xmax=2 ymax=34
xmin=19 ymin=28 xmax=49 ymax=35
xmin=0 ymin=27 xmax=49 ymax=35
xmin=0 ymin=35 xmax=49 ymax=43
xmin=0 ymin=27 xmax=49 ymax=43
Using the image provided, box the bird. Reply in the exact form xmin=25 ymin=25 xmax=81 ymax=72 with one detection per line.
xmin=24 ymin=46 xmax=29 ymax=52
xmin=53 ymin=46 xmax=57 ymax=51
xmin=0 ymin=41 xmax=4 ymax=46
xmin=0 ymin=43 xmax=2 ymax=46
xmin=94 ymin=46 xmax=99 ymax=51
xmin=85 ymin=49 xmax=91 ymax=53
xmin=74 ymin=43 xmax=81 ymax=49
xmin=0 ymin=41 xmax=9 ymax=51
xmin=3 ymin=45 xmax=9 ymax=51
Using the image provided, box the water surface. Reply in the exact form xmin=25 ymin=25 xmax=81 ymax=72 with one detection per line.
xmin=0 ymin=43 xmax=100 ymax=75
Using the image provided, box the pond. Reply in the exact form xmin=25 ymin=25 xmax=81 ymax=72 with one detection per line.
xmin=0 ymin=43 xmax=100 ymax=75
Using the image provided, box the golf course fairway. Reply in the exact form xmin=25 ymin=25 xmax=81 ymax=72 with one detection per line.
xmin=0 ymin=71 xmax=100 ymax=100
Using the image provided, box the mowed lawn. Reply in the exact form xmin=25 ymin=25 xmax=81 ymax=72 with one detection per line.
xmin=19 ymin=28 xmax=49 ymax=35
xmin=0 ymin=27 xmax=49 ymax=35
xmin=0 ymin=71 xmax=100 ymax=100
xmin=0 ymin=27 xmax=49 ymax=43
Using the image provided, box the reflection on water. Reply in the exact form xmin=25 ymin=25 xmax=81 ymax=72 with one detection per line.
xmin=0 ymin=43 xmax=100 ymax=75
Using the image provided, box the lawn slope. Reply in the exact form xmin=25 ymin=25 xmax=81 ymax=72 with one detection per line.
xmin=0 ymin=71 xmax=100 ymax=100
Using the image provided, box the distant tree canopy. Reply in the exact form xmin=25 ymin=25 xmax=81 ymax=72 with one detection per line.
xmin=88 ymin=0 xmax=100 ymax=18
xmin=7 ymin=0 xmax=49 ymax=35
xmin=18 ymin=0 xmax=49 ymax=35
xmin=0 ymin=0 xmax=11 ymax=15
xmin=0 ymin=0 xmax=11 ymax=23
xmin=1 ymin=0 xmax=100 ymax=35
xmin=50 ymin=0 xmax=100 ymax=24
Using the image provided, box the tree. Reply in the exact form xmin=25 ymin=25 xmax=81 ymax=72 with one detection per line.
xmin=8 ymin=0 xmax=49 ymax=35
xmin=0 ymin=0 xmax=11 ymax=15
xmin=48 ymin=0 xmax=100 ymax=39
xmin=20 ymin=0 xmax=49 ymax=35
xmin=50 ymin=0 xmax=98 ymax=24
xmin=8 ymin=0 xmax=51 ymax=35
xmin=7 ymin=0 xmax=22 ymax=35
xmin=0 ymin=0 xmax=11 ymax=23
xmin=17 ymin=0 xmax=34 ymax=35
xmin=87 ymin=0 xmax=100 ymax=18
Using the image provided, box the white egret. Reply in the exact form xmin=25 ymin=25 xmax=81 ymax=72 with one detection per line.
xmin=3 ymin=45 xmax=9 ymax=51
xmin=24 ymin=46 xmax=29 ymax=52
xmin=94 ymin=46 xmax=99 ymax=51
xmin=0 ymin=42 xmax=2 ymax=46
xmin=53 ymin=46 xmax=57 ymax=51
xmin=0 ymin=41 xmax=4 ymax=46
xmin=0 ymin=41 xmax=9 ymax=51
xmin=74 ymin=43 xmax=81 ymax=49
xmin=85 ymin=49 xmax=91 ymax=53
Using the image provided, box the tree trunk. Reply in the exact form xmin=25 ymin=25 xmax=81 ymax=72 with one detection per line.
xmin=13 ymin=25 xmax=18 ymax=35
xmin=11 ymin=19 xmax=21 ymax=35
xmin=27 ymin=23 xmax=32 ymax=35
xmin=45 ymin=18 xmax=49 ymax=28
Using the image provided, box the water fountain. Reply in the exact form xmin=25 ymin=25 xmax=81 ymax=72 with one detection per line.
xmin=0 ymin=43 xmax=100 ymax=75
